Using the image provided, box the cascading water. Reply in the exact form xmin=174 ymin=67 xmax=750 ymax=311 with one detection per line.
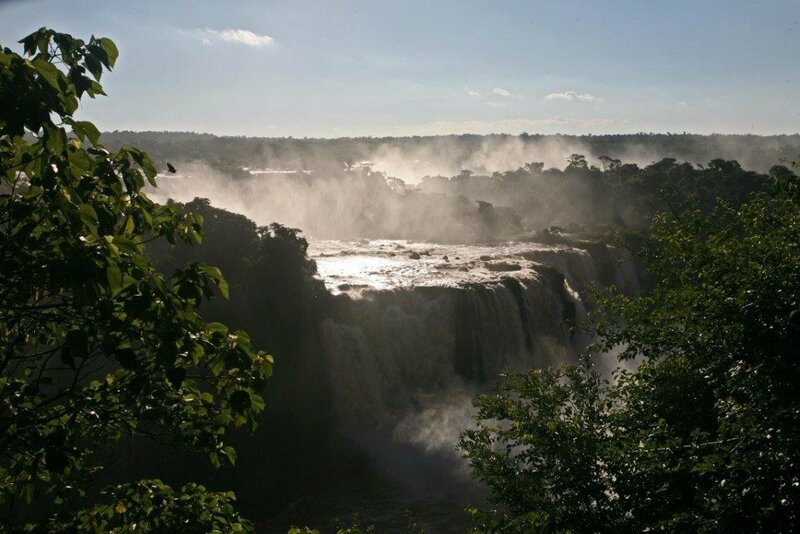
xmin=309 ymin=239 xmax=641 ymax=492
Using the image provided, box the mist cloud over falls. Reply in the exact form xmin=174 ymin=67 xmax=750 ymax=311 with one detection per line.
xmin=104 ymin=131 xmax=800 ymax=186
xmin=124 ymin=131 xmax=799 ymax=241
xmin=148 ymin=162 xmax=521 ymax=242
xmin=368 ymin=135 xmax=589 ymax=183
xmin=366 ymin=133 xmax=800 ymax=183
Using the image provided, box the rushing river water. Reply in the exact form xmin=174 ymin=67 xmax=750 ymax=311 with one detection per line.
xmin=309 ymin=239 xmax=636 ymax=296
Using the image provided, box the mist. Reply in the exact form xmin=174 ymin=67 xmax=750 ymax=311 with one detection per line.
xmin=368 ymin=135 xmax=591 ymax=183
xmin=140 ymin=132 xmax=784 ymax=245
xmin=107 ymin=131 xmax=800 ymax=185
xmin=147 ymin=161 xmax=522 ymax=242
xmin=118 ymin=130 xmax=797 ymax=244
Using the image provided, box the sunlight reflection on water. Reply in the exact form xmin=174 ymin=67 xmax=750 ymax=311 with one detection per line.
xmin=309 ymin=238 xmax=579 ymax=296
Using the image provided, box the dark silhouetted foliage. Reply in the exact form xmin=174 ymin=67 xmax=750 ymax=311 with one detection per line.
xmin=461 ymin=174 xmax=800 ymax=532
xmin=0 ymin=29 xmax=271 ymax=530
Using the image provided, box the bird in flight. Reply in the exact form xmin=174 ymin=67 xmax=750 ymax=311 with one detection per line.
xmin=166 ymin=162 xmax=177 ymax=173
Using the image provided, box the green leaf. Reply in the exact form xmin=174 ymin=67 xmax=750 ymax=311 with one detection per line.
xmin=206 ymin=322 xmax=229 ymax=335
xmin=113 ymin=236 xmax=139 ymax=255
xmin=124 ymin=216 xmax=135 ymax=236
xmin=43 ymin=125 xmax=66 ymax=154
xmin=156 ymin=343 xmax=178 ymax=365
xmin=84 ymin=53 xmax=103 ymax=80
xmin=98 ymin=37 xmax=119 ymax=68
xmin=19 ymin=32 xmax=38 ymax=56
xmin=79 ymin=203 xmax=99 ymax=232
xmin=31 ymin=58 xmax=61 ymax=90
xmin=106 ymin=263 xmax=123 ymax=295
xmin=126 ymin=148 xmax=157 ymax=185
xmin=199 ymin=264 xmax=229 ymax=298
xmin=72 ymin=120 xmax=101 ymax=145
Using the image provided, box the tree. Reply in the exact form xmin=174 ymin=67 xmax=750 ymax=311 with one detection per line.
xmin=708 ymin=158 xmax=742 ymax=174
xmin=597 ymin=155 xmax=621 ymax=171
xmin=523 ymin=161 xmax=544 ymax=174
xmin=460 ymin=173 xmax=800 ymax=532
xmin=566 ymin=153 xmax=589 ymax=170
xmin=0 ymin=28 xmax=272 ymax=529
xmin=459 ymin=365 xmax=611 ymax=532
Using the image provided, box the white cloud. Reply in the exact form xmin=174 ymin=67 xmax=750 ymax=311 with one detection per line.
xmin=544 ymin=91 xmax=598 ymax=102
xmin=194 ymin=28 xmax=274 ymax=48
xmin=467 ymin=86 xmax=521 ymax=104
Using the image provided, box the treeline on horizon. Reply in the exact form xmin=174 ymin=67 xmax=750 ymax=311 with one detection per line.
xmin=101 ymin=130 xmax=800 ymax=177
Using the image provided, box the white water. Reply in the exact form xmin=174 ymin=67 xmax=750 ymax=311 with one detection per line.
xmin=308 ymin=239 xmax=641 ymax=488
xmin=310 ymin=239 xmax=603 ymax=295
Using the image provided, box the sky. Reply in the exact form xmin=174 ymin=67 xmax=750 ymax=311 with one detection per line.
xmin=1 ymin=0 xmax=798 ymax=138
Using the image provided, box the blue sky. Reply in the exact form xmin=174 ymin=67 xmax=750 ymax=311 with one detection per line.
xmin=1 ymin=0 xmax=798 ymax=137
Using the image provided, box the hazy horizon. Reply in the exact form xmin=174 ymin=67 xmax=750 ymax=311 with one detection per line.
xmin=99 ymin=130 xmax=800 ymax=141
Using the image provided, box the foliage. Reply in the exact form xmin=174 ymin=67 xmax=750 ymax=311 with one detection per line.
xmin=43 ymin=480 xmax=250 ymax=533
xmin=287 ymin=512 xmax=383 ymax=534
xmin=0 ymin=28 xmax=271 ymax=528
xmin=566 ymin=153 xmax=589 ymax=170
xmin=460 ymin=175 xmax=800 ymax=532
xmin=421 ymin=154 xmax=778 ymax=237
xmin=288 ymin=526 xmax=374 ymax=534
xmin=460 ymin=365 xmax=611 ymax=532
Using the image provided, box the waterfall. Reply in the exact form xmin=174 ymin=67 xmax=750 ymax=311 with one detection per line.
xmin=315 ymin=243 xmax=640 ymax=483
